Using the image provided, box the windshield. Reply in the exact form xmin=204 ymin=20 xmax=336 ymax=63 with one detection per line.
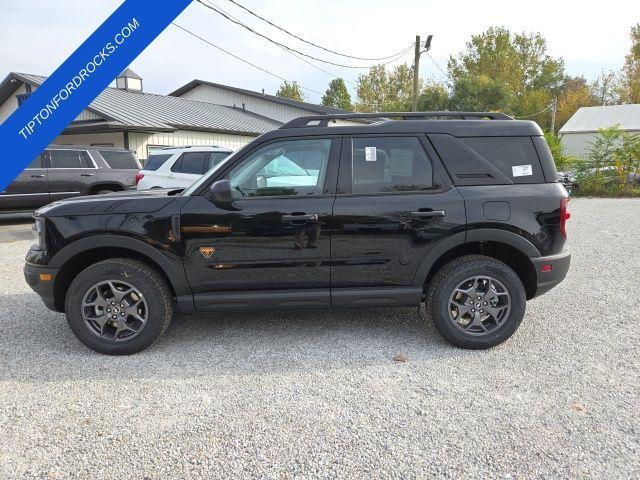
xmin=181 ymin=150 xmax=237 ymax=196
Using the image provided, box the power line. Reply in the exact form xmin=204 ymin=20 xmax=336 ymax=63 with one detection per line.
xmin=170 ymin=22 xmax=324 ymax=96
xmin=222 ymin=0 xmax=413 ymax=62
xmin=196 ymin=0 xmax=398 ymax=69
xmin=515 ymin=103 xmax=553 ymax=119
xmin=203 ymin=0 xmax=359 ymax=88
xmin=425 ymin=52 xmax=450 ymax=80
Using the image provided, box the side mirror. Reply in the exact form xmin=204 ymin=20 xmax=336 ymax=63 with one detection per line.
xmin=208 ymin=180 xmax=236 ymax=209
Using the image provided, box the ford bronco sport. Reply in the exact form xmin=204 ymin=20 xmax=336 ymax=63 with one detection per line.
xmin=24 ymin=112 xmax=571 ymax=355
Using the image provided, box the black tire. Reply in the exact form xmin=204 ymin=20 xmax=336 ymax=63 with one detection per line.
xmin=425 ymin=255 xmax=526 ymax=349
xmin=65 ymin=258 xmax=173 ymax=355
xmin=93 ymin=189 xmax=116 ymax=195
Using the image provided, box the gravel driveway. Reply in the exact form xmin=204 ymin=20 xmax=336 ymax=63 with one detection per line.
xmin=0 ymin=198 xmax=638 ymax=479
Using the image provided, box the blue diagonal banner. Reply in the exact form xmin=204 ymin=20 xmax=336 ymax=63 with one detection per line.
xmin=0 ymin=0 xmax=193 ymax=191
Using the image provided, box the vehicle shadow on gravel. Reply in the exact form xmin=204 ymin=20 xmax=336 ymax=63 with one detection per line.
xmin=0 ymin=292 xmax=473 ymax=382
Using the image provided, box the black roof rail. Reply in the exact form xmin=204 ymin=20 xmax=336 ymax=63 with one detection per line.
xmin=280 ymin=111 xmax=513 ymax=129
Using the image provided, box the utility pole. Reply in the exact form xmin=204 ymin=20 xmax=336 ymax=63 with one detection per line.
xmin=550 ymin=96 xmax=558 ymax=134
xmin=412 ymin=35 xmax=421 ymax=112
xmin=412 ymin=35 xmax=433 ymax=112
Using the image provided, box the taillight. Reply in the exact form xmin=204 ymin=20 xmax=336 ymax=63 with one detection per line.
xmin=134 ymin=171 xmax=144 ymax=185
xmin=559 ymin=197 xmax=570 ymax=238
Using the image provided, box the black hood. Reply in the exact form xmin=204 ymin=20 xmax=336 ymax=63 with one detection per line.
xmin=36 ymin=189 xmax=184 ymax=217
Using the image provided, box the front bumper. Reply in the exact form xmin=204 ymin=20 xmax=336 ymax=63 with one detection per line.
xmin=24 ymin=262 xmax=59 ymax=312
xmin=530 ymin=251 xmax=571 ymax=297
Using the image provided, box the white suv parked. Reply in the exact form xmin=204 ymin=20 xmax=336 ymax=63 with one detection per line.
xmin=136 ymin=146 xmax=233 ymax=190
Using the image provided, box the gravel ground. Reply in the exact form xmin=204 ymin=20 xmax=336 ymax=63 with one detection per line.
xmin=0 ymin=198 xmax=638 ymax=479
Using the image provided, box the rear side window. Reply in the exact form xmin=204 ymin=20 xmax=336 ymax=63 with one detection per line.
xmin=99 ymin=150 xmax=138 ymax=169
xmin=143 ymin=154 xmax=172 ymax=171
xmin=49 ymin=150 xmax=91 ymax=169
xmin=172 ymin=152 xmax=209 ymax=174
xmin=460 ymin=137 xmax=544 ymax=184
xmin=351 ymin=137 xmax=436 ymax=193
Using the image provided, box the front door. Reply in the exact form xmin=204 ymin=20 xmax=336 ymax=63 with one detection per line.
xmin=330 ymin=135 xmax=466 ymax=304
xmin=180 ymin=136 xmax=340 ymax=310
xmin=0 ymin=153 xmax=49 ymax=212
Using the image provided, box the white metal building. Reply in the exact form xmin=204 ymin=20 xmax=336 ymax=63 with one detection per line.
xmin=559 ymin=104 xmax=640 ymax=158
xmin=169 ymin=79 xmax=345 ymax=124
xmin=0 ymin=71 xmax=282 ymax=161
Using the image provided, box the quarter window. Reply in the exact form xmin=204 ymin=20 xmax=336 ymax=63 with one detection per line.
xmin=351 ymin=137 xmax=436 ymax=193
xmin=228 ymin=139 xmax=331 ymax=197
xmin=143 ymin=154 xmax=172 ymax=171
xmin=99 ymin=150 xmax=138 ymax=169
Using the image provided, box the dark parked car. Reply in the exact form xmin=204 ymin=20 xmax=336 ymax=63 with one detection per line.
xmin=24 ymin=112 xmax=571 ymax=354
xmin=1 ymin=145 xmax=140 ymax=213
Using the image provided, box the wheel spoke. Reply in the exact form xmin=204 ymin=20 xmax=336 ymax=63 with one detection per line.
xmin=448 ymin=275 xmax=511 ymax=336
xmin=81 ymin=280 xmax=148 ymax=343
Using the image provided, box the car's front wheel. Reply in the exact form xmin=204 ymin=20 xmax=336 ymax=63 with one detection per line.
xmin=425 ymin=255 xmax=526 ymax=349
xmin=65 ymin=258 xmax=173 ymax=355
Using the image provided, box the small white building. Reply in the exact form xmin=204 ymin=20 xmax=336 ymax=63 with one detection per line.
xmin=169 ymin=79 xmax=345 ymax=124
xmin=0 ymin=71 xmax=302 ymax=161
xmin=559 ymin=104 xmax=640 ymax=158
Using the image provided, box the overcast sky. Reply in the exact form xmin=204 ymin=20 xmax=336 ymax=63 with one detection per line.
xmin=1 ymin=0 xmax=638 ymax=103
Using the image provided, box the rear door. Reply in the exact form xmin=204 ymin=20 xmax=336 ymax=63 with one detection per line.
xmin=47 ymin=149 xmax=96 ymax=200
xmin=0 ymin=153 xmax=49 ymax=212
xmin=169 ymin=151 xmax=209 ymax=188
xmin=330 ymin=135 xmax=466 ymax=304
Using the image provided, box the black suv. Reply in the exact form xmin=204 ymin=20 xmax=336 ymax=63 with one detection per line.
xmin=1 ymin=145 xmax=140 ymax=213
xmin=24 ymin=112 xmax=571 ymax=354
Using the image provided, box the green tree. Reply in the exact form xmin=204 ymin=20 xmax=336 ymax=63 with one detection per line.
xmin=448 ymin=75 xmax=511 ymax=112
xmin=448 ymin=27 xmax=565 ymax=128
xmin=321 ymin=78 xmax=352 ymax=111
xmin=590 ymin=70 xmax=620 ymax=105
xmin=276 ymin=81 xmax=304 ymax=102
xmin=417 ymin=82 xmax=449 ymax=111
xmin=355 ymin=64 xmax=418 ymax=112
xmin=618 ymin=24 xmax=640 ymax=103
xmin=556 ymin=76 xmax=593 ymax=130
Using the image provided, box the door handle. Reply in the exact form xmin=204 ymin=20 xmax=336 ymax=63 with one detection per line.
xmin=282 ymin=213 xmax=319 ymax=222
xmin=30 ymin=174 xmax=45 ymax=178
xmin=409 ymin=210 xmax=446 ymax=218
xmin=81 ymin=173 xmax=94 ymax=177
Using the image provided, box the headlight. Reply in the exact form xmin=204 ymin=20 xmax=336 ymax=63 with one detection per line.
xmin=32 ymin=217 xmax=46 ymax=249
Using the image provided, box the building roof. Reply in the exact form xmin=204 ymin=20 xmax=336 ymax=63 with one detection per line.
xmin=118 ymin=68 xmax=142 ymax=79
xmin=559 ymin=104 xmax=640 ymax=134
xmin=0 ymin=72 xmax=281 ymax=136
xmin=168 ymin=79 xmax=347 ymax=115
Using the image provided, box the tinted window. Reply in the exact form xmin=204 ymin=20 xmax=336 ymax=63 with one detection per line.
xmin=143 ymin=154 xmax=172 ymax=171
xmin=99 ymin=150 xmax=138 ymax=169
xmin=461 ymin=137 xmax=544 ymax=184
xmin=49 ymin=150 xmax=84 ymax=169
xmin=173 ymin=152 xmax=208 ymax=174
xmin=229 ymin=139 xmax=331 ymax=197
xmin=27 ymin=154 xmax=42 ymax=169
xmin=351 ymin=137 xmax=435 ymax=193
xmin=208 ymin=152 xmax=230 ymax=170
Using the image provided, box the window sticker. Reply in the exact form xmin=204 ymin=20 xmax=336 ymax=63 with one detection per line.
xmin=512 ymin=164 xmax=533 ymax=177
xmin=365 ymin=146 xmax=377 ymax=162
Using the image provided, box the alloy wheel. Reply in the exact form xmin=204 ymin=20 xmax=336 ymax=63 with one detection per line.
xmin=448 ymin=276 xmax=511 ymax=335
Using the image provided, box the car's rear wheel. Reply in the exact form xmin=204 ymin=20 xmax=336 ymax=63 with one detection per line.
xmin=65 ymin=258 xmax=173 ymax=355
xmin=425 ymin=255 xmax=526 ymax=349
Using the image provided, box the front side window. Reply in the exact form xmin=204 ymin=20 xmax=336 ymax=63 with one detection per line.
xmin=228 ymin=139 xmax=331 ymax=197
xmin=208 ymin=152 xmax=231 ymax=170
xmin=49 ymin=150 xmax=85 ymax=169
xmin=351 ymin=137 xmax=435 ymax=193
